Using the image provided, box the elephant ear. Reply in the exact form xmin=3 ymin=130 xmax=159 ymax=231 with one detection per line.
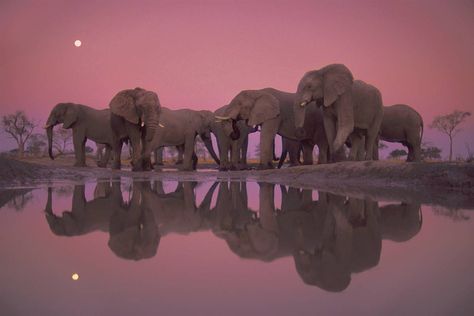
xmin=322 ymin=64 xmax=354 ymax=107
xmin=248 ymin=93 xmax=280 ymax=126
xmin=63 ymin=104 xmax=79 ymax=129
xmin=109 ymin=90 xmax=139 ymax=124
xmin=196 ymin=111 xmax=213 ymax=134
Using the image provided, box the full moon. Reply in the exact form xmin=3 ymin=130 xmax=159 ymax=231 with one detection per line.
xmin=74 ymin=40 xmax=82 ymax=47
xmin=72 ymin=273 xmax=79 ymax=281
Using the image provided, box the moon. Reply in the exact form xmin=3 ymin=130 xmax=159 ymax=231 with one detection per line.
xmin=74 ymin=40 xmax=82 ymax=47
xmin=71 ymin=273 xmax=79 ymax=280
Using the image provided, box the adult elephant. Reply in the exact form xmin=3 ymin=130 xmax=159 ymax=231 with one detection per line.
xmin=217 ymin=88 xmax=314 ymax=169
xmin=214 ymin=104 xmax=257 ymax=170
xmin=377 ymin=104 xmax=424 ymax=162
xmin=295 ymin=64 xmax=384 ymax=160
xmin=44 ymin=103 xmax=115 ymax=167
xmin=109 ymin=87 xmax=161 ymax=171
xmin=142 ymin=108 xmax=220 ymax=171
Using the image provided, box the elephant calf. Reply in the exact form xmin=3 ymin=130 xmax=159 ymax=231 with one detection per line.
xmin=377 ymin=104 xmax=423 ymax=162
xmin=142 ymin=107 xmax=220 ymax=171
xmin=45 ymin=103 xmax=115 ymax=167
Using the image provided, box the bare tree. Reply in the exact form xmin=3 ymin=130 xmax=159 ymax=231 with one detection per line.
xmin=430 ymin=110 xmax=471 ymax=161
xmin=1 ymin=111 xmax=37 ymax=158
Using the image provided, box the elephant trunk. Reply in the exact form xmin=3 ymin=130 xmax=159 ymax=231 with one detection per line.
xmin=201 ymin=134 xmax=220 ymax=165
xmin=46 ymin=125 xmax=55 ymax=160
xmin=332 ymin=93 xmax=354 ymax=153
xmin=144 ymin=106 xmax=159 ymax=142
xmin=230 ymin=120 xmax=240 ymax=140
xmin=293 ymin=99 xmax=308 ymax=130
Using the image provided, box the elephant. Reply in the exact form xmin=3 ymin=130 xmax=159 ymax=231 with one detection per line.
xmin=44 ymin=180 xmax=123 ymax=237
xmin=44 ymin=103 xmax=115 ymax=167
xmin=295 ymin=64 xmax=384 ymax=161
xmin=278 ymin=137 xmax=303 ymax=168
xmin=141 ymin=107 xmax=220 ymax=171
xmin=109 ymin=87 xmax=161 ymax=171
xmin=377 ymin=104 xmax=424 ymax=162
xmin=379 ymin=201 xmax=422 ymax=242
xmin=217 ymin=88 xmax=319 ymax=169
xmin=214 ymin=104 xmax=257 ymax=170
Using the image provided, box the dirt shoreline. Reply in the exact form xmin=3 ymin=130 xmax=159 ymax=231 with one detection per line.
xmin=0 ymin=157 xmax=473 ymax=209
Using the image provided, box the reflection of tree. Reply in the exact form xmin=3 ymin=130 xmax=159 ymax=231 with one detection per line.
xmin=0 ymin=189 xmax=34 ymax=211
xmin=432 ymin=206 xmax=470 ymax=221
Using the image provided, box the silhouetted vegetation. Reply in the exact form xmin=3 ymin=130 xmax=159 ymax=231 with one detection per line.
xmin=1 ymin=111 xmax=37 ymax=158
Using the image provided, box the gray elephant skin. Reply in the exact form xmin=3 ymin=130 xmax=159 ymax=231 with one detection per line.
xmin=219 ymin=88 xmax=322 ymax=169
xmin=295 ymin=64 xmax=384 ymax=161
xmin=109 ymin=87 xmax=161 ymax=171
xmin=378 ymin=104 xmax=424 ymax=162
xmin=143 ymin=107 xmax=220 ymax=171
xmin=214 ymin=104 xmax=257 ymax=170
xmin=45 ymin=103 xmax=115 ymax=167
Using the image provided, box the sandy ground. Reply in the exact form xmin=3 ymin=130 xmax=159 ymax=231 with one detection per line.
xmin=0 ymin=155 xmax=473 ymax=209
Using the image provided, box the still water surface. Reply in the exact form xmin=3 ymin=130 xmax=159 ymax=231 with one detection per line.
xmin=0 ymin=180 xmax=473 ymax=315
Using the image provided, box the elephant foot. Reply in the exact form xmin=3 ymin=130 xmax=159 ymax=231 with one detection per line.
xmin=97 ymin=162 xmax=107 ymax=168
xmin=175 ymin=160 xmax=183 ymax=165
xmin=74 ymin=162 xmax=87 ymax=167
xmin=256 ymin=162 xmax=274 ymax=170
xmin=288 ymin=163 xmax=300 ymax=168
xmin=154 ymin=162 xmax=164 ymax=166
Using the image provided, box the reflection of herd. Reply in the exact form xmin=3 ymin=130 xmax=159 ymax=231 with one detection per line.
xmin=44 ymin=180 xmax=422 ymax=292
xmin=44 ymin=63 xmax=424 ymax=171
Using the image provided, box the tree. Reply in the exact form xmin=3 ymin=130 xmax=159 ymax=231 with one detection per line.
xmin=421 ymin=145 xmax=442 ymax=160
xmin=430 ymin=110 xmax=471 ymax=161
xmin=1 ymin=111 xmax=37 ymax=158
xmin=27 ymin=133 xmax=47 ymax=157
xmin=52 ymin=127 xmax=73 ymax=156
xmin=388 ymin=149 xmax=407 ymax=160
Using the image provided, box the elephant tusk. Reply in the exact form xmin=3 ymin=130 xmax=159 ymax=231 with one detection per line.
xmin=215 ymin=115 xmax=231 ymax=121
xmin=300 ymin=101 xmax=307 ymax=107
xmin=141 ymin=122 xmax=145 ymax=127
xmin=159 ymin=123 xmax=165 ymax=128
xmin=215 ymin=119 xmax=223 ymax=123
xmin=43 ymin=124 xmax=51 ymax=129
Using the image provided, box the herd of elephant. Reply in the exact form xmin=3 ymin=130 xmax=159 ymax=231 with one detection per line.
xmin=44 ymin=180 xmax=422 ymax=292
xmin=44 ymin=63 xmax=424 ymax=171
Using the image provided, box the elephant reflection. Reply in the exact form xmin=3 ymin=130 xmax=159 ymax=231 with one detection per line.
xmin=44 ymin=179 xmax=217 ymax=260
xmin=44 ymin=179 xmax=160 ymax=261
xmin=212 ymin=183 xmax=423 ymax=292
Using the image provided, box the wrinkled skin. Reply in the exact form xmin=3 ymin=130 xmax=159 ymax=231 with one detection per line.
xmin=45 ymin=103 xmax=115 ymax=167
xmin=214 ymin=104 xmax=257 ymax=171
xmin=142 ymin=108 xmax=220 ymax=171
xmin=295 ymin=64 xmax=384 ymax=161
xmin=109 ymin=87 xmax=161 ymax=171
xmin=220 ymin=88 xmax=321 ymax=169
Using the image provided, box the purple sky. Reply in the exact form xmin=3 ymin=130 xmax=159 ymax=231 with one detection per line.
xmin=1 ymin=0 xmax=473 ymax=158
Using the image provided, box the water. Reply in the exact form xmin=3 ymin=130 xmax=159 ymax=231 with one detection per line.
xmin=0 ymin=180 xmax=473 ymax=316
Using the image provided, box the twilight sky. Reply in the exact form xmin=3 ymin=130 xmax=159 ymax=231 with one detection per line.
xmin=1 ymin=0 xmax=473 ymax=158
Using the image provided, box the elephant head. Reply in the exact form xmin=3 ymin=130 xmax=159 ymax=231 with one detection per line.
xmin=109 ymin=87 xmax=161 ymax=142
xmin=216 ymin=90 xmax=280 ymax=140
xmin=44 ymin=103 xmax=80 ymax=160
xmin=295 ymin=64 xmax=354 ymax=152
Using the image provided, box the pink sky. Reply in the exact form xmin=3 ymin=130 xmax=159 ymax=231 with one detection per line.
xmin=1 ymin=0 xmax=473 ymax=158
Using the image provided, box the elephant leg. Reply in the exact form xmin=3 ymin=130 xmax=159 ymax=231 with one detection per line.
xmin=302 ymin=141 xmax=314 ymax=165
xmin=111 ymin=140 xmax=123 ymax=170
xmin=72 ymin=130 xmax=87 ymax=167
xmin=258 ymin=118 xmax=279 ymax=169
xmin=182 ymin=134 xmax=196 ymax=171
xmin=323 ymin=114 xmax=337 ymax=157
xmin=127 ymin=126 xmax=144 ymax=171
xmin=218 ymin=141 xmax=231 ymax=171
xmin=240 ymin=134 xmax=249 ymax=167
xmin=97 ymin=145 xmax=112 ymax=168
xmin=373 ymin=136 xmax=380 ymax=160
xmin=230 ymin=141 xmax=240 ymax=170
xmin=348 ymin=134 xmax=363 ymax=161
